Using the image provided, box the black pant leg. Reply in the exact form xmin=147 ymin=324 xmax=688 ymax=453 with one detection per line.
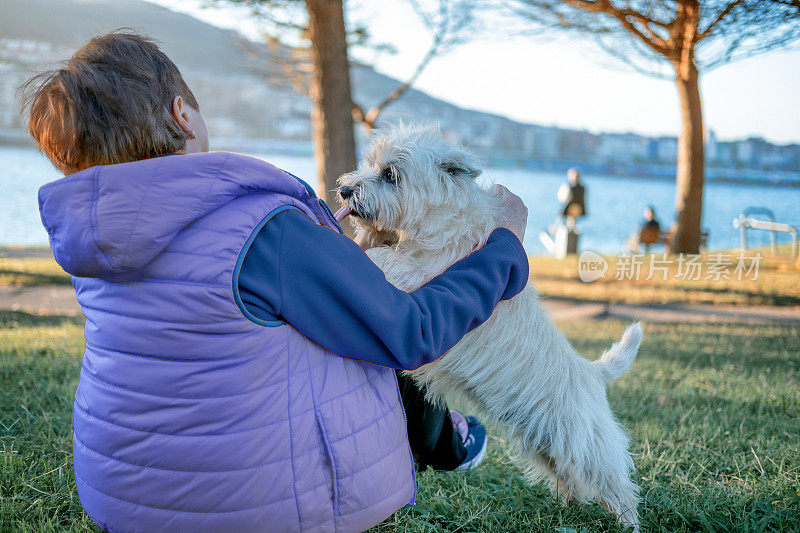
xmin=396 ymin=370 xmax=467 ymax=471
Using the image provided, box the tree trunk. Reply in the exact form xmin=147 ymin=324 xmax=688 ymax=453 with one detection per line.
xmin=671 ymin=61 xmax=705 ymax=254
xmin=306 ymin=0 xmax=357 ymax=213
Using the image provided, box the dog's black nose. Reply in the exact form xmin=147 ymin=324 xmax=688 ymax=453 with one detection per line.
xmin=339 ymin=186 xmax=354 ymax=199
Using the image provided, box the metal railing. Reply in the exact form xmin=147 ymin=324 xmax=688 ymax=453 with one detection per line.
xmin=733 ymin=207 xmax=798 ymax=259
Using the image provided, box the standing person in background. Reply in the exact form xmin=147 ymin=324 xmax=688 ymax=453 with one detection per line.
xmin=558 ymin=167 xmax=587 ymax=230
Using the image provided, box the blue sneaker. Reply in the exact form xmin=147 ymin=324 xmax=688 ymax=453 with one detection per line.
xmin=450 ymin=410 xmax=488 ymax=471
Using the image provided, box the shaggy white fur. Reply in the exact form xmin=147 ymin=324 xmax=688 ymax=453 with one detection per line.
xmin=337 ymin=124 xmax=643 ymax=530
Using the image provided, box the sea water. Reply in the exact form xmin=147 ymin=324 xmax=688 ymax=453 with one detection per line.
xmin=3 ymin=145 xmax=799 ymax=255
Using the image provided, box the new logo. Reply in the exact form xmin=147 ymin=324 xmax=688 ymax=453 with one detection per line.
xmin=578 ymin=251 xmax=608 ymax=283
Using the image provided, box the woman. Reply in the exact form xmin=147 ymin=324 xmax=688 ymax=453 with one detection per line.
xmin=23 ymin=32 xmax=528 ymax=532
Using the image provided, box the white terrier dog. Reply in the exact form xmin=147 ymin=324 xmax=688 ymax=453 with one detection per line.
xmin=336 ymin=124 xmax=643 ymax=530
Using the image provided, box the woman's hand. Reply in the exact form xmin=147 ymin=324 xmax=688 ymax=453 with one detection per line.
xmin=492 ymin=184 xmax=528 ymax=243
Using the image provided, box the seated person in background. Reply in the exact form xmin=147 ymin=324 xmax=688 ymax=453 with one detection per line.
xmin=626 ymin=205 xmax=662 ymax=253
xmin=639 ymin=206 xmax=661 ymax=245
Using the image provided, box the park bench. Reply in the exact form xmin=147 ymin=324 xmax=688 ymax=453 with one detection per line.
xmin=628 ymin=227 xmax=708 ymax=254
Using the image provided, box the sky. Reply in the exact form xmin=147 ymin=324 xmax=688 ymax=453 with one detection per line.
xmin=146 ymin=0 xmax=800 ymax=145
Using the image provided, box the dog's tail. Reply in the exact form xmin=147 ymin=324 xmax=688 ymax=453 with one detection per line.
xmin=594 ymin=322 xmax=643 ymax=383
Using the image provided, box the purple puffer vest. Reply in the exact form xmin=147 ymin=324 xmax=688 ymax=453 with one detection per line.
xmin=38 ymin=152 xmax=416 ymax=532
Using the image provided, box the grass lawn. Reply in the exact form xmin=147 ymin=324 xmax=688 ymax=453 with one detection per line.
xmin=0 ymin=256 xmax=72 ymax=287
xmin=532 ymin=250 xmax=800 ymax=308
xmin=4 ymin=311 xmax=798 ymax=532
xmin=4 ymin=249 xmax=799 ymax=308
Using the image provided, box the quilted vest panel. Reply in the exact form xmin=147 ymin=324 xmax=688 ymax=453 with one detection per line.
xmin=39 ymin=153 xmax=415 ymax=532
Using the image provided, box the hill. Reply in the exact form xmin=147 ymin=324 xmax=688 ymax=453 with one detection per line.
xmin=0 ymin=0 xmax=537 ymax=150
xmin=1 ymin=0 xmax=797 ymax=180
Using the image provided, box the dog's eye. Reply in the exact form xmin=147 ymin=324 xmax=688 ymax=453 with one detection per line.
xmin=381 ymin=166 xmax=396 ymax=182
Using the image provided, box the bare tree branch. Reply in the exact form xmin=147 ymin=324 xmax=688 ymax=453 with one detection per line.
xmin=560 ymin=0 xmax=672 ymax=55
xmin=351 ymin=100 xmax=368 ymax=125
xmin=514 ymin=0 xmax=800 ymax=75
xmin=698 ymin=0 xmax=743 ymax=39
xmin=408 ymin=0 xmax=437 ymax=30
xmin=591 ymin=33 xmax=673 ymax=79
xmin=242 ymin=37 xmax=312 ymax=94
xmin=354 ymin=0 xmax=467 ymax=130
xmin=220 ymin=0 xmax=476 ymax=131
xmin=355 ymin=40 xmax=439 ymax=129
xmin=770 ymin=0 xmax=800 ymax=9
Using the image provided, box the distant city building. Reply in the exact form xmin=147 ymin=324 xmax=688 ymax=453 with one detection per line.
xmin=523 ymin=126 xmax=559 ymax=160
xmin=653 ymin=137 xmax=678 ymax=164
xmin=596 ymin=133 xmax=650 ymax=164
xmin=559 ymin=130 xmax=598 ymax=163
xmin=706 ymin=129 xmax=718 ymax=164
xmin=736 ymin=138 xmax=757 ymax=166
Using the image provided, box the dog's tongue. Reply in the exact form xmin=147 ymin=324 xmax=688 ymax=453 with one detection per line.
xmin=334 ymin=206 xmax=351 ymax=222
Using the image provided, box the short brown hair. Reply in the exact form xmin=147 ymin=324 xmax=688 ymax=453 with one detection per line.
xmin=20 ymin=31 xmax=199 ymax=174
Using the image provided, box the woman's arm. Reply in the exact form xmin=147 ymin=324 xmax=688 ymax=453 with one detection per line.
xmin=237 ymin=209 xmax=528 ymax=370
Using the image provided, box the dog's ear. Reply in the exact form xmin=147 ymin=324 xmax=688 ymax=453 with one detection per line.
xmin=440 ymin=150 xmax=482 ymax=179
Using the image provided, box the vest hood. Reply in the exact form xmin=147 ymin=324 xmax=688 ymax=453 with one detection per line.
xmin=38 ymin=152 xmax=321 ymax=278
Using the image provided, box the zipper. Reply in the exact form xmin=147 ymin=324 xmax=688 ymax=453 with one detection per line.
xmin=392 ymin=372 xmax=418 ymax=506
xmin=282 ymin=169 xmax=344 ymax=234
